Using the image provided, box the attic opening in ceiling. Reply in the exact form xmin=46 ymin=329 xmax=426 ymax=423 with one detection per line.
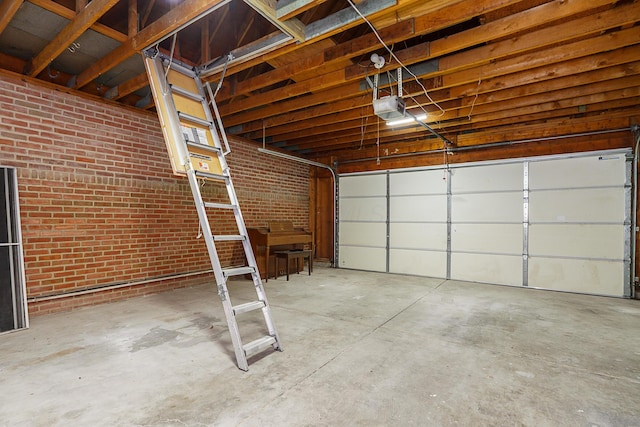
xmin=154 ymin=1 xmax=282 ymax=67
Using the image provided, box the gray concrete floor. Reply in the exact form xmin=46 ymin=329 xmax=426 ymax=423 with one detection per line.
xmin=1 ymin=267 xmax=639 ymax=426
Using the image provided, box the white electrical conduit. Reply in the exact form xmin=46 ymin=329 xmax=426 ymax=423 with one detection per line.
xmin=27 ymin=269 xmax=213 ymax=303
xmin=257 ymin=148 xmax=338 ymax=267
xmin=632 ymin=124 xmax=639 ymax=298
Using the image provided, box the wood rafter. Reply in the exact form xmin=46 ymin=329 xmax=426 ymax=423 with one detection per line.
xmin=0 ymin=0 xmax=24 ymax=34
xmin=28 ymin=0 xmax=121 ymax=77
xmin=244 ymin=0 xmax=306 ymax=42
xmin=28 ymin=0 xmax=127 ymax=42
xmin=73 ymin=0 xmax=230 ymax=89
xmin=277 ymin=0 xmax=330 ymax=20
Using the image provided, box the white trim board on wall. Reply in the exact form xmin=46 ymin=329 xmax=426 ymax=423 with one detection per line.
xmin=337 ymin=149 xmax=632 ymax=298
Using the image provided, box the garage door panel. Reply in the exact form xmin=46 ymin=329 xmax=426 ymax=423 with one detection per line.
xmin=452 ymin=193 xmax=522 ymax=223
xmin=529 ymin=188 xmax=624 ymax=223
xmin=451 ymin=163 xmax=523 ymax=192
xmin=529 ymin=155 xmax=626 ymax=189
xmin=338 ymin=246 xmax=386 ymax=272
xmin=451 ymin=253 xmax=522 ymax=286
xmin=451 ymin=223 xmax=522 ymax=254
xmin=529 ymin=224 xmax=624 ymax=260
xmin=340 ymin=222 xmax=386 ymax=247
xmin=339 ymin=197 xmax=386 ymax=222
xmin=389 ymin=223 xmax=447 ymax=250
xmin=528 ymin=257 xmax=624 ymax=296
xmin=340 ymin=174 xmax=387 ymax=197
xmin=389 ymin=249 xmax=447 ymax=277
xmin=390 ymin=195 xmax=447 ymax=222
xmin=389 ymin=170 xmax=446 ymax=195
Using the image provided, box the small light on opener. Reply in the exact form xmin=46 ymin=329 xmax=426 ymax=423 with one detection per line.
xmin=386 ymin=114 xmax=428 ymax=126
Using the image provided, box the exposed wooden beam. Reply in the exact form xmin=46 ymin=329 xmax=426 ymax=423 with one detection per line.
xmin=277 ymin=0 xmax=330 ymax=20
xmin=220 ymin=0 xmax=604 ymax=115
xmin=0 ymin=0 xmax=24 ymax=34
xmin=132 ymin=0 xmax=231 ymax=50
xmin=272 ymin=75 xmax=640 ymax=149
xmin=204 ymin=0 xmax=432 ymax=81
xmin=221 ymin=0 xmax=629 ymax=129
xmin=74 ymin=0 xmax=230 ymax=89
xmin=28 ymin=0 xmax=127 ymax=42
xmin=200 ymin=18 xmax=210 ymax=64
xmin=300 ymin=103 xmax=638 ymax=157
xmin=217 ymin=18 xmax=415 ymax=100
xmin=259 ymin=48 xmax=640 ymax=147
xmin=103 ymin=72 xmax=149 ymax=100
xmin=27 ymin=0 xmax=120 ymax=77
xmin=336 ymin=122 xmax=634 ymax=172
xmin=200 ymin=31 xmax=294 ymax=78
xmin=237 ymin=16 xmax=257 ymax=48
xmin=140 ymin=0 xmax=155 ymax=28
xmin=443 ymin=26 xmax=640 ymax=89
xmin=243 ymin=0 xmax=306 ymax=42
xmin=128 ymin=0 xmax=138 ymax=37
xmin=455 ymin=113 xmax=636 ymax=149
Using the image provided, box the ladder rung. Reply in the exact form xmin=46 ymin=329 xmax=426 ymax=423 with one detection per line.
xmin=243 ymin=335 xmax=277 ymax=357
xmin=194 ymin=171 xmax=228 ymax=181
xmin=204 ymin=202 xmax=237 ymax=210
xmin=178 ymin=111 xmax=212 ymax=127
xmin=233 ymin=300 xmax=266 ymax=315
xmin=170 ymin=84 xmax=204 ymax=102
xmin=223 ymin=266 xmax=255 ymax=277
xmin=214 ymin=234 xmax=245 ymax=241
xmin=186 ymin=141 xmax=221 ymax=154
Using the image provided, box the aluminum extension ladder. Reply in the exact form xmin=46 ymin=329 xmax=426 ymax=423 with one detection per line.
xmin=142 ymin=49 xmax=281 ymax=371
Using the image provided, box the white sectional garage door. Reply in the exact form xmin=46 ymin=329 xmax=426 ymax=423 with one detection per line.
xmin=338 ymin=150 xmax=631 ymax=297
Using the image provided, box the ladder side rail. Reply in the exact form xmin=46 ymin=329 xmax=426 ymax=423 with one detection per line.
xmin=211 ymin=97 xmax=232 ymax=156
xmin=222 ymin=172 xmax=280 ymax=343
xmin=205 ymin=82 xmax=232 ymax=155
xmin=185 ymin=166 xmax=250 ymax=371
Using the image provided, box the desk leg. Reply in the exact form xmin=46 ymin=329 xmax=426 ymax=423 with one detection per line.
xmin=265 ymin=247 xmax=270 ymax=282
xmin=284 ymin=256 xmax=288 ymax=281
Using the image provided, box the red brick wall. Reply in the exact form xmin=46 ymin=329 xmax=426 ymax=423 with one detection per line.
xmin=0 ymin=71 xmax=309 ymax=315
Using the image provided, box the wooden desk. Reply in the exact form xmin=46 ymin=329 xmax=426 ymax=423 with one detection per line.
xmin=274 ymin=250 xmax=312 ymax=281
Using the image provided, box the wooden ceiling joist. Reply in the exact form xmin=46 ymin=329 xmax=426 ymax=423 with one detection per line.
xmin=103 ymin=72 xmax=149 ymax=100
xmin=243 ymin=0 xmax=306 ymax=42
xmin=73 ymin=0 xmax=231 ymax=89
xmin=0 ymin=0 xmax=24 ymax=35
xmin=27 ymin=0 xmax=121 ymax=77
xmin=222 ymin=0 xmax=622 ymax=129
xmin=276 ymin=0 xmax=330 ymax=21
xmin=27 ymin=0 xmax=127 ymax=42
